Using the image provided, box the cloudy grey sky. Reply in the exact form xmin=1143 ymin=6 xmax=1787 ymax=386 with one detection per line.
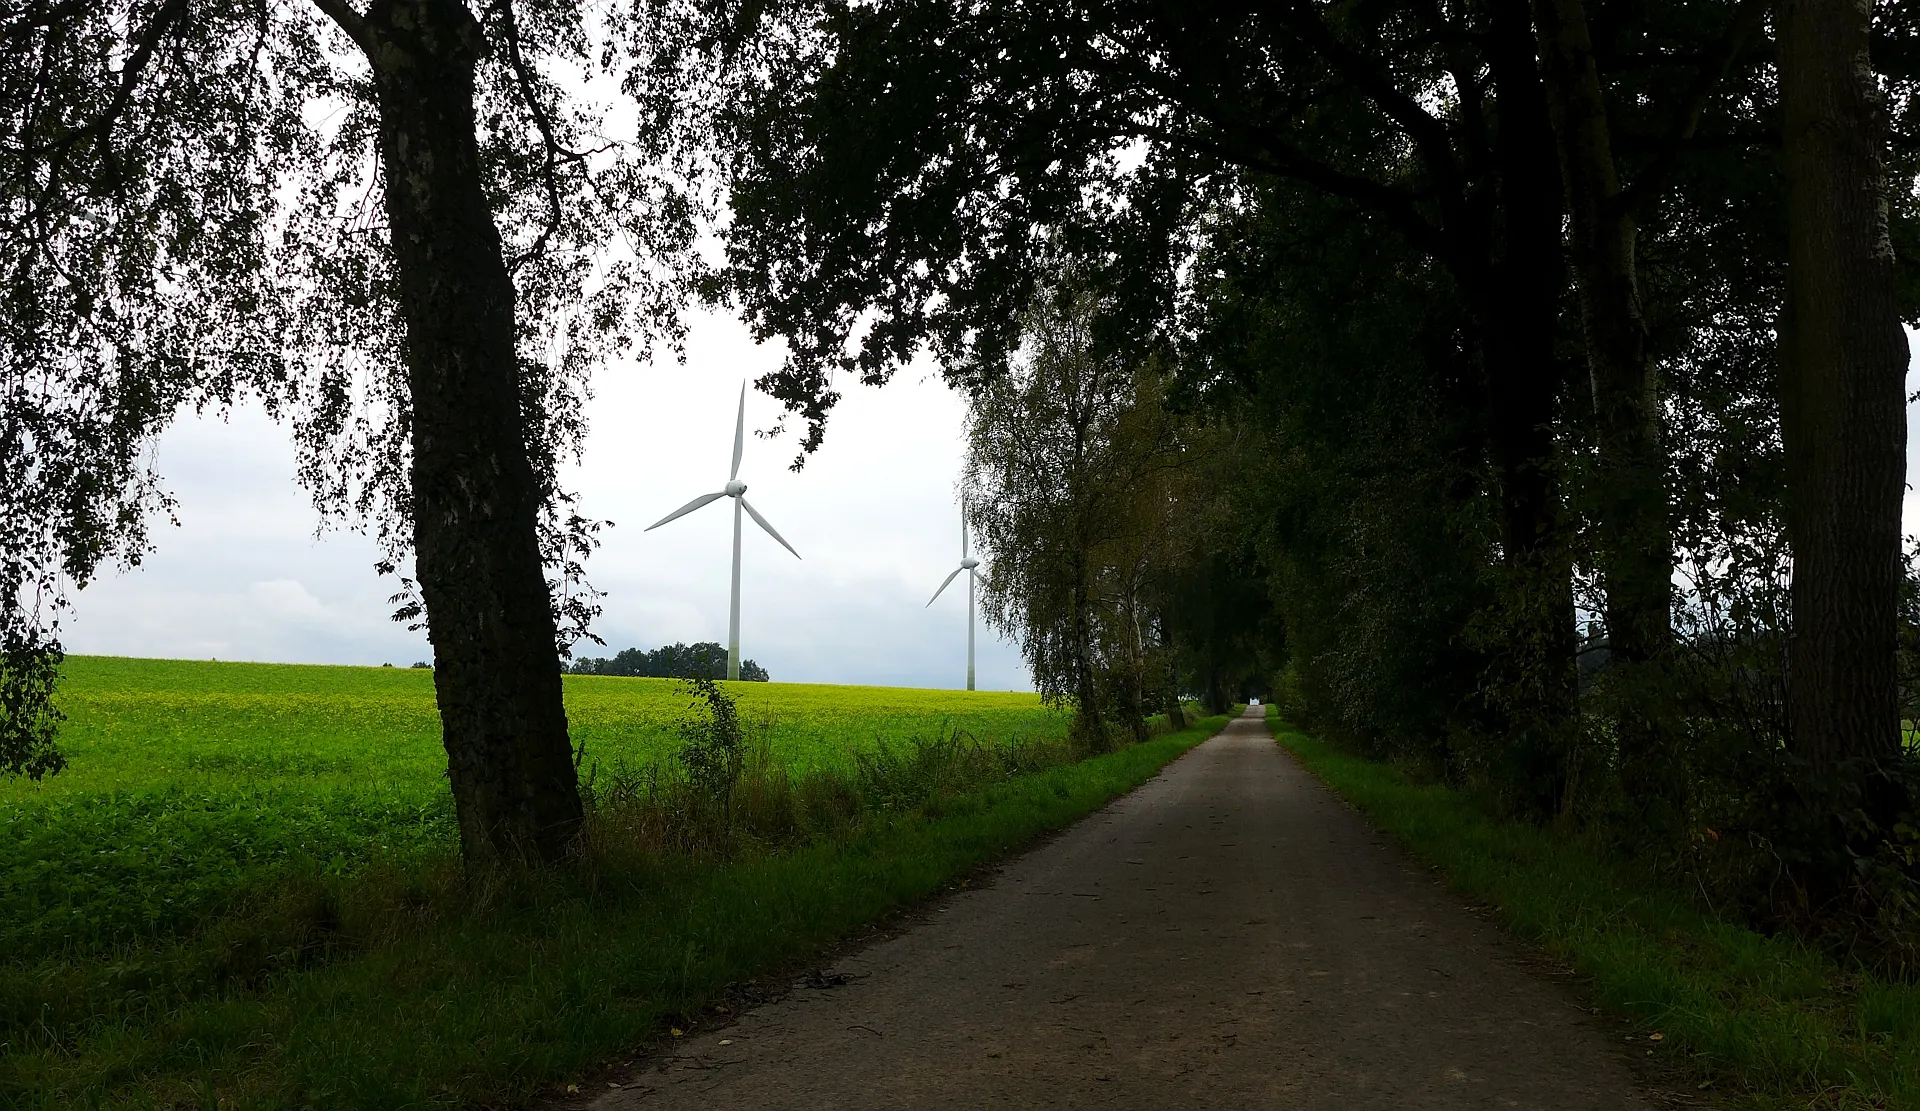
xmin=58 ymin=304 xmax=1030 ymax=691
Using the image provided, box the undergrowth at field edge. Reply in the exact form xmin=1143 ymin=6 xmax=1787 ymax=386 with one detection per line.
xmin=1269 ymin=709 xmax=1920 ymax=1111
xmin=3 ymin=684 xmax=1225 ymax=1109
xmin=2 ymin=658 xmax=1067 ymax=956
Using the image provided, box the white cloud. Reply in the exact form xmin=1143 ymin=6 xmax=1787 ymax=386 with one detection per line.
xmin=247 ymin=579 xmax=329 ymax=620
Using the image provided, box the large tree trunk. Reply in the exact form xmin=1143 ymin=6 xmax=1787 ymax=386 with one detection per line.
xmin=1530 ymin=0 xmax=1674 ymax=802
xmin=1778 ymin=0 xmax=1908 ymax=773
xmin=1480 ymin=0 xmax=1580 ymax=810
xmin=357 ymin=0 xmax=583 ymax=865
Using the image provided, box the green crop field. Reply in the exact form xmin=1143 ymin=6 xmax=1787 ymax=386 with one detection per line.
xmin=1 ymin=656 xmax=1212 ymax=1111
xmin=0 ymin=656 xmax=1067 ymax=960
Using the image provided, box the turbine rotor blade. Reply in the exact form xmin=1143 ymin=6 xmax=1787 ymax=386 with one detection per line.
xmin=739 ymin=497 xmax=800 ymax=559
xmin=972 ymin=569 xmax=987 ymax=585
xmin=927 ymin=566 xmax=964 ymax=607
xmin=730 ymin=381 xmax=746 ymax=481
xmin=644 ymin=491 xmax=725 ymax=531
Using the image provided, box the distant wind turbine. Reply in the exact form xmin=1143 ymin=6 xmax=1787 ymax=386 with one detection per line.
xmin=645 ymin=382 xmax=800 ymax=681
xmin=927 ymin=504 xmax=985 ymax=691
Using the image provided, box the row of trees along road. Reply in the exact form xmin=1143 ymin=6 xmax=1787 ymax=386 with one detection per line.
xmin=2 ymin=0 xmax=1917 ymax=955
xmin=705 ymin=0 xmax=1920 ymax=958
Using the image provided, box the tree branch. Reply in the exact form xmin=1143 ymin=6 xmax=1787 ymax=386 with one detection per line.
xmin=492 ymin=0 xmax=593 ymax=273
xmin=18 ymin=0 xmax=188 ymax=163
xmin=1274 ymin=1 xmax=1467 ymax=202
xmin=308 ymin=0 xmax=373 ymax=52
xmin=1083 ymin=41 xmax=1461 ymax=270
xmin=1620 ymin=0 xmax=1769 ymax=220
xmin=1 ymin=0 xmax=94 ymax=44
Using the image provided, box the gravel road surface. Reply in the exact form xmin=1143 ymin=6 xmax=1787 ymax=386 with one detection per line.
xmin=589 ymin=707 xmax=1655 ymax=1109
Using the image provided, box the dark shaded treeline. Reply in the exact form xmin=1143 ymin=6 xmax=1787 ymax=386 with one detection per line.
xmin=710 ymin=1 xmax=1920 ymax=957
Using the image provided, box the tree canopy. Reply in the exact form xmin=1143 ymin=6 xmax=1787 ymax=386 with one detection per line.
xmin=712 ymin=0 xmax=1920 ymax=956
xmin=1 ymin=0 xmax=734 ymax=861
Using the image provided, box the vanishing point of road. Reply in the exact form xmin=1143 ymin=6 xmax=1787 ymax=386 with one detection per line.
xmin=589 ymin=707 xmax=1660 ymax=1109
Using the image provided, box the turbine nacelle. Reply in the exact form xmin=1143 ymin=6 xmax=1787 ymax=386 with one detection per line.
xmin=960 ymin=556 xmax=980 ymax=570
xmin=725 ymin=480 xmax=748 ymax=497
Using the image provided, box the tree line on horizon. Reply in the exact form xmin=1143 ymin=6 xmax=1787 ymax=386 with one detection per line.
xmin=3 ymin=0 xmax=1918 ymax=963
xmin=568 ymin=643 xmax=770 ymax=683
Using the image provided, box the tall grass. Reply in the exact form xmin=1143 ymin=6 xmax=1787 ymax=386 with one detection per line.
xmin=1270 ymin=710 xmax=1920 ymax=1110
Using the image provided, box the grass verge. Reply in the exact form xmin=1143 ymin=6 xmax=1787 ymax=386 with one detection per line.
xmin=5 ymin=714 xmax=1228 ymax=1110
xmin=1268 ymin=709 xmax=1920 ymax=1111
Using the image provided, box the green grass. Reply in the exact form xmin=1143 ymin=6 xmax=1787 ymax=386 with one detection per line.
xmin=3 ymin=658 xmax=1068 ymax=957
xmin=0 ymin=656 xmax=1226 ymax=1109
xmin=1268 ymin=707 xmax=1920 ymax=1110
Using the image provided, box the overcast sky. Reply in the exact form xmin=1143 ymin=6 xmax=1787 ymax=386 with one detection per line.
xmin=58 ymin=304 xmax=1030 ymax=691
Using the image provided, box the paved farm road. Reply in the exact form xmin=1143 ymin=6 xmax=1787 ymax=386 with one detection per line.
xmin=590 ymin=708 xmax=1655 ymax=1109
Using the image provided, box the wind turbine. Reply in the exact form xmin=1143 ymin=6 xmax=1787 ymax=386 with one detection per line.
xmin=927 ymin=504 xmax=985 ymax=691
xmin=645 ymin=382 xmax=800 ymax=681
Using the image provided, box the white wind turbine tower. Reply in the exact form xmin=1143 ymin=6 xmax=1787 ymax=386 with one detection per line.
xmin=644 ymin=382 xmax=800 ymax=681
xmin=926 ymin=504 xmax=986 ymax=691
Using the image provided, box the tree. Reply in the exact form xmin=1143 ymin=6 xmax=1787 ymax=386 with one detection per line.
xmin=965 ymin=285 xmax=1117 ymax=742
xmin=715 ymin=0 xmax=1892 ymax=814
xmin=715 ymin=0 xmax=1586 ymax=767
xmin=1528 ymin=0 xmax=1769 ymax=807
xmin=0 ymin=0 xmax=718 ymax=864
xmin=1178 ymin=179 xmax=1495 ymax=775
xmin=1778 ymin=0 xmax=1911 ymax=773
xmin=1161 ymin=546 xmax=1284 ymax=718
xmin=965 ymin=279 xmax=1188 ymax=744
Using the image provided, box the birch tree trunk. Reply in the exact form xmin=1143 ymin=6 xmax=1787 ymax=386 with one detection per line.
xmin=1069 ymin=553 xmax=1107 ymax=748
xmin=353 ymin=0 xmax=583 ymax=865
